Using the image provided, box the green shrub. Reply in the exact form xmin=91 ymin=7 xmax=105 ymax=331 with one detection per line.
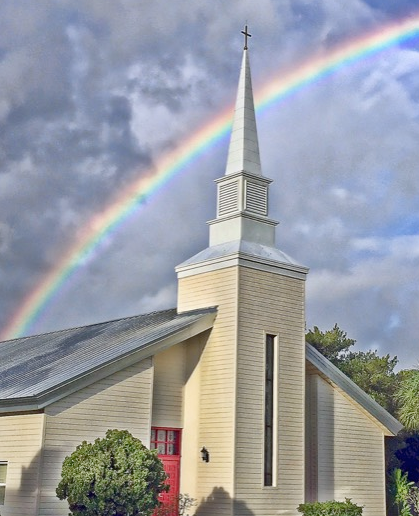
xmin=154 ymin=493 xmax=197 ymax=516
xmin=408 ymin=487 xmax=419 ymax=516
xmin=56 ymin=429 xmax=168 ymax=516
xmin=298 ymin=498 xmax=363 ymax=516
xmin=389 ymin=468 xmax=415 ymax=516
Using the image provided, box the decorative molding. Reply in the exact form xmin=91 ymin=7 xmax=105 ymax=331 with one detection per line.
xmin=177 ymin=250 xmax=308 ymax=281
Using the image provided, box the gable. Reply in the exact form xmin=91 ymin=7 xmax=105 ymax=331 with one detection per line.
xmin=306 ymin=343 xmax=402 ymax=436
xmin=0 ymin=307 xmax=216 ymax=413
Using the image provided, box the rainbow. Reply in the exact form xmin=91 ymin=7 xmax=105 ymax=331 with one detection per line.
xmin=2 ymin=13 xmax=419 ymax=340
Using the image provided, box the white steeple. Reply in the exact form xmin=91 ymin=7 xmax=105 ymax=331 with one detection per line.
xmin=208 ymin=29 xmax=278 ymax=248
xmin=176 ymin=27 xmax=307 ymax=281
xmin=225 ymin=48 xmax=261 ymax=176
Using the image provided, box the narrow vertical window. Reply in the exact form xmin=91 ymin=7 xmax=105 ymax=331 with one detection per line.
xmin=0 ymin=462 xmax=7 ymax=505
xmin=264 ymin=334 xmax=276 ymax=486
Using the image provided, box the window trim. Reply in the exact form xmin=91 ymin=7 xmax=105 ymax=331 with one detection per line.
xmin=150 ymin=427 xmax=182 ymax=457
xmin=0 ymin=461 xmax=7 ymax=505
xmin=264 ymin=334 xmax=278 ymax=487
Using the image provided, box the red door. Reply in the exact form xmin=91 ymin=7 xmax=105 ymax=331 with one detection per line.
xmin=151 ymin=428 xmax=181 ymax=516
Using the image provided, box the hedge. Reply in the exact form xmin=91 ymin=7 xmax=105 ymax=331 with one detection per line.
xmin=297 ymin=498 xmax=363 ymax=516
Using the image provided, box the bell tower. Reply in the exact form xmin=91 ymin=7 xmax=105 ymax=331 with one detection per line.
xmin=176 ymin=28 xmax=308 ymax=516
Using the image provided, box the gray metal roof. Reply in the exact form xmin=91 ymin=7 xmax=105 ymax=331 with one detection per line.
xmin=0 ymin=307 xmax=217 ymax=412
xmin=177 ymin=239 xmax=308 ymax=270
xmin=306 ymin=343 xmax=403 ymax=436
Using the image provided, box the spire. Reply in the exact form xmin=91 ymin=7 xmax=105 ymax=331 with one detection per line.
xmin=225 ymin=44 xmax=261 ymax=176
xmin=176 ymin=27 xmax=308 ymax=281
xmin=206 ymin=28 xmax=278 ymax=248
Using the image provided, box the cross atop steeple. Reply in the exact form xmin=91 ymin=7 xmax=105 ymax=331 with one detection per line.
xmin=241 ymin=24 xmax=252 ymax=50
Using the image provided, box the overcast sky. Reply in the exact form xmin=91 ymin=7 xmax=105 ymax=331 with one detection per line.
xmin=0 ymin=0 xmax=418 ymax=370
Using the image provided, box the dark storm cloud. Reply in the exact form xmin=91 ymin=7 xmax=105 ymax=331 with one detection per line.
xmin=1 ymin=0 xmax=419 ymax=371
xmin=363 ymin=0 xmax=419 ymax=17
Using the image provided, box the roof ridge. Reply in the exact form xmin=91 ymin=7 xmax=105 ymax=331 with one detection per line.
xmin=1 ymin=306 xmax=218 ymax=345
xmin=305 ymin=343 xmax=402 ymax=436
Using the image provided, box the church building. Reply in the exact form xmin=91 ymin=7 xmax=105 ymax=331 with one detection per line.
xmin=0 ymin=32 xmax=402 ymax=516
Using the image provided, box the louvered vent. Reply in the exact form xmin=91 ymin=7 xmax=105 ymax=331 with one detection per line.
xmin=218 ymin=180 xmax=239 ymax=216
xmin=245 ymin=181 xmax=268 ymax=215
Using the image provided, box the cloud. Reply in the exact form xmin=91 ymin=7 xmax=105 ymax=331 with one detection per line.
xmin=0 ymin=222 xmax=12 ymax=255
xmin=0 ymin=0 xmax=418 ymax=371
xmin=306 ymin=235 xmax=419 ymax=367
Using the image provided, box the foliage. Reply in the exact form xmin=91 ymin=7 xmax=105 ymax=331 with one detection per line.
xmin=306 ymin=324 xmax=355 ymax=364
xmin=306 ymin=324 xmax=398 ymax=414
xmin=395 ymin=433 xmax=419 ymax=483
xmin=154 ymin=493 xmax=197 ymax=516
xmin=338 ymin=350 xmax=398 ymax=413
xmin=389 ymin=468 xmax=415 ymax=516
xmin=297 ymin=498 xmax=363 ymax=516
xmin=408 ymin=486 xmax=419 ymax=516
xmin=396 ymin=370 xmax=419 ymax=431
xmin=56 ymin=429 xmax=168 ymax=516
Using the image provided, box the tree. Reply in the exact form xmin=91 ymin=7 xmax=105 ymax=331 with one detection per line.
xmin=338 ymin=350 xmax=398 ymax=414
xmin=395 ymin=433 xmax=419 ymax=483
xmin=56 ymin=429 xmax=168 ymax=516
xmin=395 ymin=369 xmax=419 ymax=431
xmin=389 ymin=468 xmax=415 ymax=516
xmin=306 ymin=324 xmax=398 ymax=414
xmin=306 ymin=323 xmax=355 ymax=364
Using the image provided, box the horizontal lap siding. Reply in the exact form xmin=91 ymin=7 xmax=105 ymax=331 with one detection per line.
xmin=152 ymin=344 xmax=185 ymax=428
xmin=0 ymin=413 xmax=44 ymax=516
xmin=235 ymin=267 xmax=306 ymax=515
xmin=38 ymin=360 xmax=153 ymax=516
xmin=178 ymin=268 xmax=238 ymax=516
xmin=316 ymin=376 xmax=386 ymax=516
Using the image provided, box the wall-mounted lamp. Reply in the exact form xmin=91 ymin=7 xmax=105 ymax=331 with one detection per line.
xmin=200 ymin=446 xmax=209 ymax=462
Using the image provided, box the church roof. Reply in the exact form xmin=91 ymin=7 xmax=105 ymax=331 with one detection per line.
xmin=0 ymin=303 xmax=401 ymax=436
xmin=179 ymin=239 xmax=297 ymax=268
xmin=306 ymin=343 xmax=403 ymax=436
xmin=177 ymin=239 xmax=308 ymax=279
xmin=0 ymin=307 xmax=217 ymax=413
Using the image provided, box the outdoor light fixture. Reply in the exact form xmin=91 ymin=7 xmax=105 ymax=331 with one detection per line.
xmin=200 ymin=446 xmax=209 ymax=462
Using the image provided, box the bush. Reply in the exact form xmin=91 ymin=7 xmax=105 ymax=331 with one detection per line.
xmin=56 ymin=429 xmax=168 ymax=516
xmin=298 ymin=498 xmax=363 ymax=516
xmin=154 ymin=493 xmax=197 ymax=516
xmin=389 ymin=468 xmax=416 ymax=516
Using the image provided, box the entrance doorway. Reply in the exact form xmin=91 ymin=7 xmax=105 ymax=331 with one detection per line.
xmin=151 ymin=427 xmax=181 ymax=515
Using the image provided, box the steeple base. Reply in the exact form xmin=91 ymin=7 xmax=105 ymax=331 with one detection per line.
xmin=208 ymin=212 xmax=278 ymax=247
xmin=176 ymin=239 xmax=308 ymax=282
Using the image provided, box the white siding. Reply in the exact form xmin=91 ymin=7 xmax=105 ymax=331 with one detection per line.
xmin=38 ymin=359 xmax=153 ymax=516
xmin=0 ymin=412 xmax=44 ymax=516
xmin=152 ymin=344 xmax=185 ymax=428
xmin=311 ymin=374 xmax=387 ymax=516
xmin=235 ymin=267 xmax=306 ymax=515
xmin=181 ymin=333 xmax=209 ymax=498
xmin=178 ymin=267 xmax=238 ymax=516
xmin=178 ymin=264 xmax=307 ymax=516
xmin=152 ymin=334 xmax=212 ymax=498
